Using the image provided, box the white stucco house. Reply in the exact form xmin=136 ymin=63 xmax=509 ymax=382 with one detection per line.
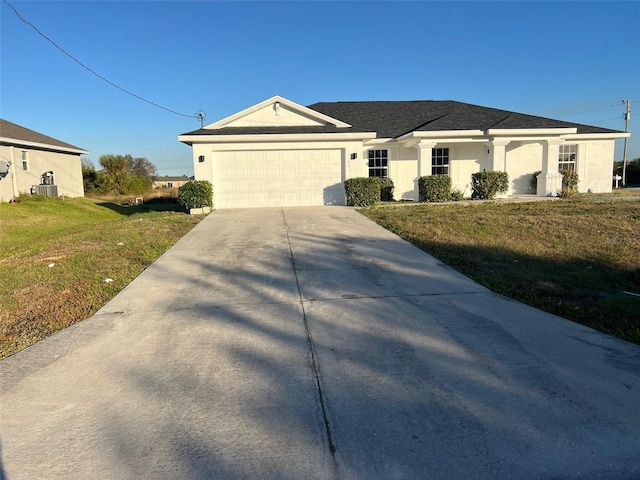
xmin=178 ymin=96 xmax=629 ymax=209
xmin=0 ymin=119 xmax=87 ymax=202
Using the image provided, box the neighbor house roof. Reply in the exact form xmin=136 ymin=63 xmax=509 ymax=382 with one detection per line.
xmin=0 ymin=119 xmax=88 ymax=154
xmin=181 ymin=100 xmax=622 ymax=139
xmin=154 ymin=175 xmax=194 ymax=182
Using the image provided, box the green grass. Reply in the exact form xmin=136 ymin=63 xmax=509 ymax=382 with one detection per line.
xmin=361 ymin=192 xmax=640 ymax=344
xmin=0 ymin=196 xmax=202 ymax=359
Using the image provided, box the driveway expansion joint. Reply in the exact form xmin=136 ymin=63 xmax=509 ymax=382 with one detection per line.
xmin=281 ymin=208 xmax=340 ymax=476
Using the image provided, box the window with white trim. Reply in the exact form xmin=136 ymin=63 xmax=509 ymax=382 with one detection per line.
xmin=432 ymin=148 xmax=449 ymax=175
xmin=21 ymin=151 xmax=28 ymax=171
xmin=558 ymin=145 xmax=576 ymax=172
xmin=368 ymin=150 xmax=388 ymax=177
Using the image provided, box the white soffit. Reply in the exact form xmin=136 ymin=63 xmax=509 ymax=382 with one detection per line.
xmin=204 ymin=95 xmax=352 ymax=129
xmin=487 ymin=128 xmax=577 ymax=136
xmin=398 ymin=130 xmax=485 ymax=140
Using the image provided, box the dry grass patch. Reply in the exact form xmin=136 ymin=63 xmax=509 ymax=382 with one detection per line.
xmin=361 ymin=192 xmax=640 ymax=344
xmin=0 ymin=196 xmax=202 ymax=359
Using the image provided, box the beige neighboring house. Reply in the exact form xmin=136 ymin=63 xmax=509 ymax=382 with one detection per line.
xmin=179 ymin=95 xmax=630 ymax=209
xmin=152 ymin=175 xmax=194 ymax=189
xmin=0 ymin=119 xmax=88 ymax=202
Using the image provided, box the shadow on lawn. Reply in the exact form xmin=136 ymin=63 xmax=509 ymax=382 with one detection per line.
xmin=96 ymin=199 xmax=187 ymax=215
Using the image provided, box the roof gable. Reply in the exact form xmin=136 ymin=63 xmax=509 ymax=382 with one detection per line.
xmin=204 ymin=95 xmax=351 ymax=130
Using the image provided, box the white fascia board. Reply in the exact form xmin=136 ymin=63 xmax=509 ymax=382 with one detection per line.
xmin=561 ymin=132 xmax=630 ymax=140
xmin=397 ymin=130 xmax=484 ymax=141
xmin=487 ymin=128 xmax=577 ymax=136
xmin=364 ymin=138 xmax=393 ymax=145
xmin=178 ymin=132 xmax=377 ymax=144
xmin=204 ymin=95 xmax=352 ymax=129
xmin=0 ymin=137 xmax=88 ymax=155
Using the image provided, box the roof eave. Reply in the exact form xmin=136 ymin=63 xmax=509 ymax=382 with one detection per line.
xmin=487 ymin=128 xmax=577 ymax=136
xmin=0 ymin=137 xmax=88 ymax=155
xmin=178 ymin=132 xmax=377 ymax=145
xmin=397 ymin=130 xmax=485 ymax=140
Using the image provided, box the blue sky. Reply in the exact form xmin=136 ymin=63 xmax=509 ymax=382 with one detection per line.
xmin=1 ymin=1 xmax=639 ymax=176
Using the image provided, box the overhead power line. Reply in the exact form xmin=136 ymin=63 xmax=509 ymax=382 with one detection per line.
xmin=2 ymin=0 xmax=200 ymax=120
xmin=556 ymin=102 xmax=620 ymax=118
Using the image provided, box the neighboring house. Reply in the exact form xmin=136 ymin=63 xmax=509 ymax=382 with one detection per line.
xmin=178 ymin=95 xmax=629 ymax=209
xmin=0 ymin=119 xmax=88 ymax=202
xmin=152 ymin=175 xmax=194 ymax=189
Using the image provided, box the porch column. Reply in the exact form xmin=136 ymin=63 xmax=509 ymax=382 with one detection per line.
xmin=415 ymin=141 xmax=437 ymax=201
xmin=490 ymin=140 xmax=510 ymax=171
xmin=537 ymin=139 xmax=564 ymax=197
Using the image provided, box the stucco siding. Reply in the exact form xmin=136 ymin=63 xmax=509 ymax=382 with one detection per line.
xmin=505 ymin=142 xmax=543 ymax=195
xmin=577 ymin=141 xmax=615 ymax=193
xmin=0 ymin=145 xmax=84 ymax=201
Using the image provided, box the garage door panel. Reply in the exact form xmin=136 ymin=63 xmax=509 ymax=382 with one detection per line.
xmin=214 ymin=149 xmax=344 ymax=208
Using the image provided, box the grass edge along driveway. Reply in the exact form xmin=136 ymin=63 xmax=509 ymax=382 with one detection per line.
xmin=0 ymin=196 xmax=202 ymax=360
xmin=360 ymin=192 xmax=640 ymax=345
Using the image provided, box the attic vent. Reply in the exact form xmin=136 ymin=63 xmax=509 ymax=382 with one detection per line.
xmin=274 ymin=102 xmax=280 ymax=116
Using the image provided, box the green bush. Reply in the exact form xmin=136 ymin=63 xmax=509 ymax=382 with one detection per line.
xmin=471 ymin=171 xmax=509 ymax=200
xmin=344 ymin=177 xmax=381 ymax=206
xmin=177 ymin=180 xmax=213 ymax=210
xmin=418 ymin=175 xmax=452 ymax=202
xmin=378 ymin=177 xmax=395 ymax=201
xmin=451 ymin=189 xmax=465 ymax=201
xmin=560 ymin=170 xmax=579 ymax=197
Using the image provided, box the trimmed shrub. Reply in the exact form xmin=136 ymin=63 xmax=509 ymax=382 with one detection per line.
xmin=418 ymin=175 xmax=452 ymax=202
xmin=344 ymin=177 xmax=381 ymax=207
xmin=378 ymin=177 xmax=395 ymax=201
xmin=471 ymin=171 xmax=509 ymax=200
xmin=177 ymin=180 xmax=213 ymax=210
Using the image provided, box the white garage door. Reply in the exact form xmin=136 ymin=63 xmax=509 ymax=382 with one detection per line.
xmin=213 ymin=149 xmax=344 ymax=208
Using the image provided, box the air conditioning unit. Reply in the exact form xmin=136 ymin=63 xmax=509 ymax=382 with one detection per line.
xmin=31 ymin=185 xmax=59 ymax=197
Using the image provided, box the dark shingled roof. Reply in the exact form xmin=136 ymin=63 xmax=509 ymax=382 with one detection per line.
xmin=181 ymin=100 xmax=622 ymax=138
xmin=0 ymin=119 xmax=86 ymax=152
xmin=308 ymin=101 xmax=622 ymax=138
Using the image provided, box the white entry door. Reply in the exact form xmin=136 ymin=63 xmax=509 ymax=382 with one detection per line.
xmin=213 ymin=149 xmax=344 ymax=208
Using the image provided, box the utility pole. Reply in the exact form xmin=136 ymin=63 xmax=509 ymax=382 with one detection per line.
xmin=622 ymin=100 xmax=631 ymax=186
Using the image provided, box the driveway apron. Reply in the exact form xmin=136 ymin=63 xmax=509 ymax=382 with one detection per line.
xmin=1 ymin=206 xmax=639 ymax=479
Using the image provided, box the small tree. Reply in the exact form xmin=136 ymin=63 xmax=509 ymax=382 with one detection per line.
xmin=99 ymin=154 xmax=128 ymax=176
xmin=178 ymin=180 xmax=213 ymax=210
xmin=558 ymin=170 xmax=579 ymax=197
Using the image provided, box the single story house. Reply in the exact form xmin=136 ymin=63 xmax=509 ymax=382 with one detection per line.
xmin=0 ymin=119 xmax=87 ymax=202
xmin=152 ymin=175 xmax=194 ymax=189
xmin=178 ymin=96 xmax=629 ymax=209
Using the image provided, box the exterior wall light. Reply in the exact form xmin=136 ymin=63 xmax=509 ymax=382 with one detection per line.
xmin=198 ymin=155 xmax=205 ymax=163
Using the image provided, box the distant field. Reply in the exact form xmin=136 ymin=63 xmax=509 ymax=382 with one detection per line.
xmin=361 ymin=192 xmax=640 ymax=344
xmin=0 ymin=196 xmax=202 ymax=359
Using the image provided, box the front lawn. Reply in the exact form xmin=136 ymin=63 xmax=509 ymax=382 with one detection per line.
xmin=0 ymin=196 xmax=202 ymax=359
xmin=361 ymin=192 xmax=640 ymax=344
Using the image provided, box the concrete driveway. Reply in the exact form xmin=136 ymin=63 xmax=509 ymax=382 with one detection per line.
xmin=1 ymin=207 xmax=639 ymax=479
